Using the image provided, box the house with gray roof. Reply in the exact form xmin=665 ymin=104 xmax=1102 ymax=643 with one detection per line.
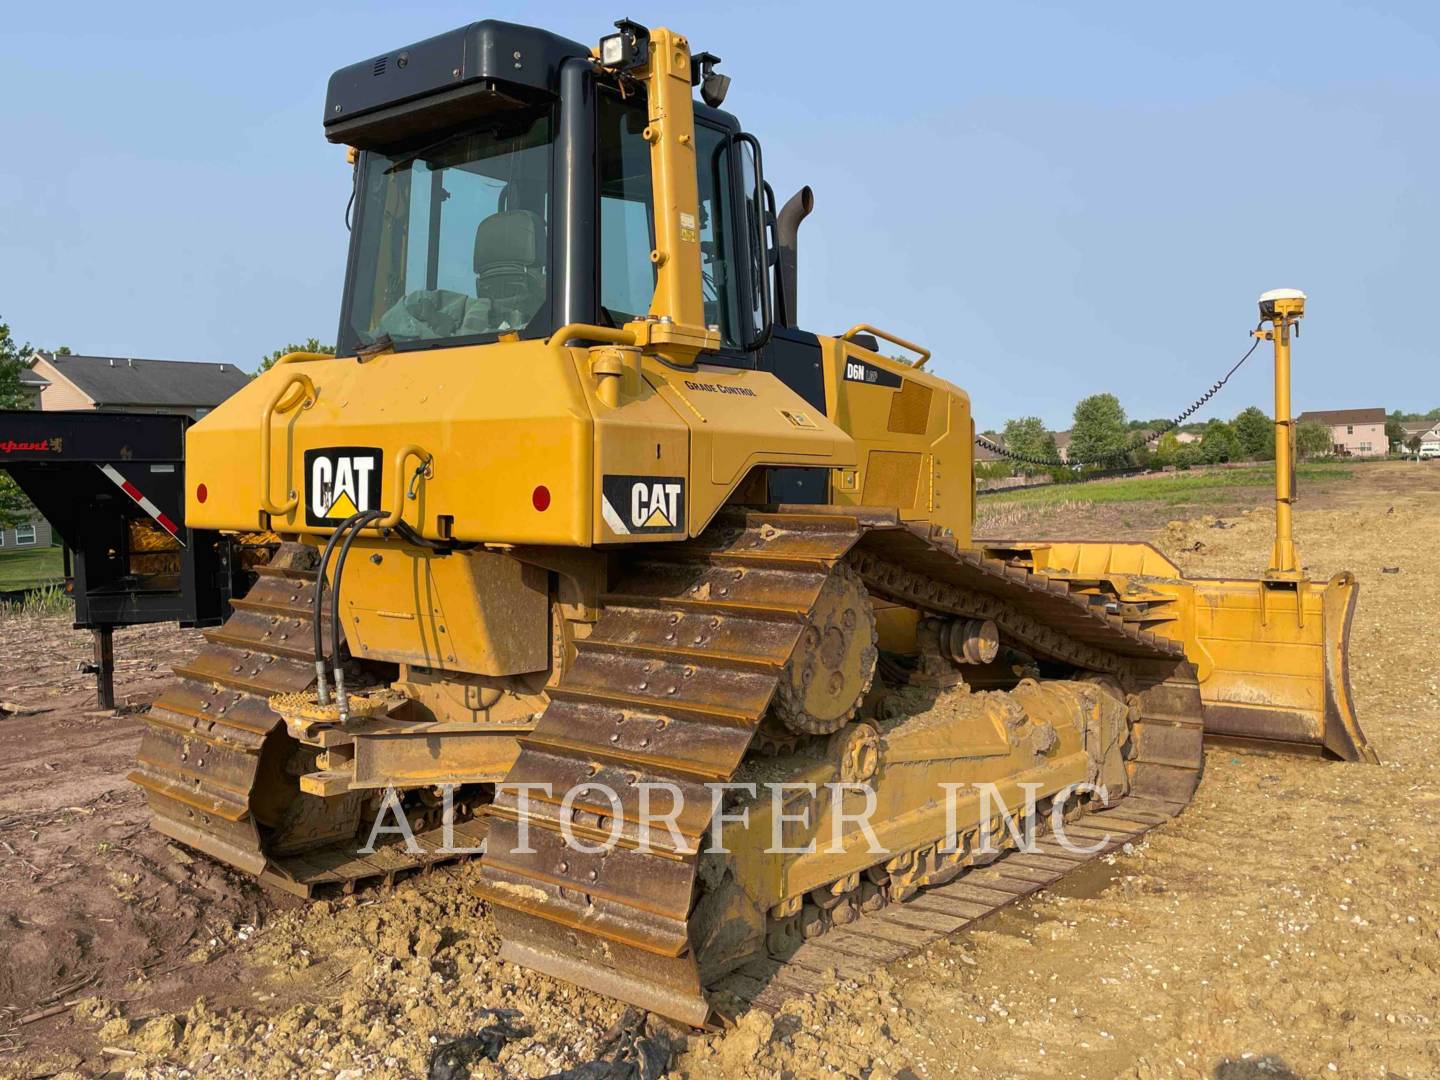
xmin=24 ymin=352 xmax=249 ymax=417
xmin=1400 ymin=419 xmax=1440 ymax=456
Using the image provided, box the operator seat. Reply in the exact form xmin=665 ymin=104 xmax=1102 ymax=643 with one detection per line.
xmin=473 ymin=196 xmax=546 ymax=327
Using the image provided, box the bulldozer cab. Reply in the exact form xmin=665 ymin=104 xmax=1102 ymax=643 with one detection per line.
xmin=329 ymin=19 xmax=771 ymax=365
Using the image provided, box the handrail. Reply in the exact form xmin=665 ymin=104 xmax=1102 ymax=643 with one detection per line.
xmin=376 ymin=444 xmax=433 ymax=529
xmin=841 ymin=323 xmax=932 ymax=369
xmin=258 ymin=371 xmax=317 ymax=517
xmin=269 ymin=352 xmax=333 ymax=411
xmin=547 ymin=323 xmax=639 ymax=348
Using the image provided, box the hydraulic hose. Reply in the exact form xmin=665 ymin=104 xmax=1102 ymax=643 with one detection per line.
xmin=329 ymin=509 xmax=385 ymax=721
xmin=311 ymin=510 xmax=382 ymax=706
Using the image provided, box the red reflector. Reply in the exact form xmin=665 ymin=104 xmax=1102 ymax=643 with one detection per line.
xmin=196 ymin=483 xmax=208 ymax=504
xmin=532 ymin=485 xmax=551 ymax=512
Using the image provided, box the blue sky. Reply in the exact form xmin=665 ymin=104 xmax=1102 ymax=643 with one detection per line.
xmin=2 ymin=1 xmax=1436 ymax=429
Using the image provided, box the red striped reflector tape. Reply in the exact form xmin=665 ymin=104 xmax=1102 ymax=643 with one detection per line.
xmin=97 ymin=463 xmax=185 ymax=544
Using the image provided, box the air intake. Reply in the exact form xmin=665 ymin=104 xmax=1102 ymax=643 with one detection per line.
xmin=372 ymin=56 xmax=388 ymax=76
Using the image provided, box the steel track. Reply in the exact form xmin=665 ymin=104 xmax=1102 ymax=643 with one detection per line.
xmin=130 ymin=542 xmax=486 ymax=898
xmin=478 ymin=508 xmax=1204 ymax=1025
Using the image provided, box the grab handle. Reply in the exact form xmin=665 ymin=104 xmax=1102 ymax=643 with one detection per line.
xmin=258 ymin=371 xmax=316 ymax=517
xmin=376 ymin=444 xmax=433 ymax=529
xmin=841 ymin=323 xmax=932 ymax=369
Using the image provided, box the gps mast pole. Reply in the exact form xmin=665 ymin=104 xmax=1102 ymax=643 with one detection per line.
xmin=1256 ymin=288 xmax=1307 ymax=578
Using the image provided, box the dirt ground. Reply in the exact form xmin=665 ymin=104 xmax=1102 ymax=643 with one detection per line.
xmin=2 ymin=461 xmax=1437 ymax=1079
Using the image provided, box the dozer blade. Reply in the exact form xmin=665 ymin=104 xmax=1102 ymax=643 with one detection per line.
xmin=994 ymin=541 xmax=1376 ymax=764
xmin=1187 ymin=572 xmax=1375 ymax=762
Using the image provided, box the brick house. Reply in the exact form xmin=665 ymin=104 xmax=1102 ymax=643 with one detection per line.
xmin=1296 ymin=407 xmax=1387 ymax=457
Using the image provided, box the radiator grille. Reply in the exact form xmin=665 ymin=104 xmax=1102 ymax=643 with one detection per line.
xmin=861 ymin=451 xmax=923 ymax=508
xmin=887 ymin=380 xmax=933 ymax=435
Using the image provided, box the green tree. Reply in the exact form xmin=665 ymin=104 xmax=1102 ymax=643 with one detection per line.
xmin=1296 ymin=420 xmax=1334 ymax=459
xmin=1199 ymin=419 xmax=1240 ymax=464
xmin=1174 ymin=442 xmax=1203 ymax=469
xmin=1152 ymin=430 xmax=1182 ymax=467
xmin=1001 ymin=415 xmax=1059 ymax=474
xmin=0 ymin=318 xmax=39 ymax=528
xmin=0 ymin=317 xmax=41 ymax=527
xmin=258 ymin=338 xmax=335 ymax=374
xmin=1069 ymin=393 xmax=1128 ymax=465
xmin=0 ymin=475 xmax=34 ymax=529
xmin=1385 ymin=417 xmax=1407 ymax=452
xmin=1231 ymin=406 xmax=1274 ymax=460
xmin=1407 ymin=435 xmax=1422 ymax=454
xmin=0 ymin=316 xmax=36 ymax=409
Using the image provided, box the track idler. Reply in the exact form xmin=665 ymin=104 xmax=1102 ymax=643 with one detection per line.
xmin=773 ymin=563 xmax=877 ymax=735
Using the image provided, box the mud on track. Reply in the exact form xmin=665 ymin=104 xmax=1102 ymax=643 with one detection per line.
xmin=2 ymin=461 xmax=1437 ymax=1079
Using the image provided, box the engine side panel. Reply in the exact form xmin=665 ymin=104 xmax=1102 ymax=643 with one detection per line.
xmin=816 ymin=336 xmax=974 ymax=545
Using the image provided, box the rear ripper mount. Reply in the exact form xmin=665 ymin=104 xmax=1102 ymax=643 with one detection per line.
xmin=477 ymin=507 xmax=1204 ymax=1025
xmin=129 ymin=542 xmax=487 ymax=896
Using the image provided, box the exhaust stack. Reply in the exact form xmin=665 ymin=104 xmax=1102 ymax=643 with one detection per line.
xmin=776 ymin=186 xmax=813 ymax=327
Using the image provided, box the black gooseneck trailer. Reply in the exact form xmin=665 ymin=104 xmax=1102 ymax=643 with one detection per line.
xmin=0 ymin=409 xmax=249 ymax=707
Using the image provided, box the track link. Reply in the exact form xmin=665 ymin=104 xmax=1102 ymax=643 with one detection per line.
xmin=478 ymin=509 xmax=1205 ymax=1025
xmin=480 ymin=511 xmax=860 ymax=1023
xmin=717 ymin=796 xmax=1176 ymax=1013
xmin=717 ymin=665 xmax=1203 ymax=1015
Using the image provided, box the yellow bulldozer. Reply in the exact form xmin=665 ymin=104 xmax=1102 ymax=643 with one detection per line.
xmin=130 ymin=18 xmax=1374 ymax=1026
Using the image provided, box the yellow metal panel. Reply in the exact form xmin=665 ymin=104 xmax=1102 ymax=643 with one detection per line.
xmin=186 ymin=341 xmax=593 ymax=545
xmin=1021 ymin=541 xmax=1184 ymax=579
xmin=339 ymin=539 xmax=549 ymax=677
xmin=352 ymin=723 xmax=522 ymax=788
xmin=817 ymin=334 xmax=971 ymax=540
xmin=640 ymin=360 xmax=854 ymax=534
xmin=585 ymin=355 xmax=691 ymax=544
xmin=874 ymin=603 xmax=920 ymax=654
xmin=860 ymin=450 xmax=923 ymax=508
xmin=887 ymin=379 xmax=933 ymax=434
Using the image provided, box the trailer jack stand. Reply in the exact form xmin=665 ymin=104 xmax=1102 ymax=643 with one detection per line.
xmin=79 ymin=626 xmax=116 ymax=711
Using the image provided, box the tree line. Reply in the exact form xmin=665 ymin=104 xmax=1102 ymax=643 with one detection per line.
xmin=984 ymin=393 xmax=1391 ymax=480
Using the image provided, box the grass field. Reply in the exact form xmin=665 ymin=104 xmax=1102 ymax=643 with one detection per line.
xmin=0 ymin=545 xmax=65 ymax=589
xmin=974 ymin=462 xmax=1358 ymax=537
xmin=980 ymin=462 xmax=1353 ymax=508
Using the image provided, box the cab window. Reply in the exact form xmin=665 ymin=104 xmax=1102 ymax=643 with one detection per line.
xmin=597 ymin=91 xmax=655 ymax=324
xmin=695 ymin=122 xmax=743 ymax=348
xmin=342 ymin=108 xmax=553 ymax=352
xmin=598 ymin=90 xmax=750 ymax=349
